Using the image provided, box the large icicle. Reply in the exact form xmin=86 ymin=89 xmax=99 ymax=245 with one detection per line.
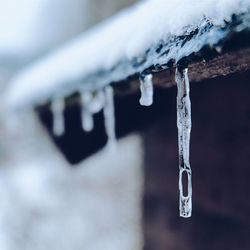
xmin=103 ymin=86 xmax=116 ymax=150
xmin=139 ymin=74 xmax=153 ymax=106
xmin=51 ymin=96 xmax=65 ymax=137
xmin=80 ymin=91 xmax=94 ymax=132
xmin=176 ymin=67 xmax=192 ymax=218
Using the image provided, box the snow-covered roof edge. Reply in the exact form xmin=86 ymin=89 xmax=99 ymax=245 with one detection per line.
xmin=5 ymin=0 xmax=250 ymax=110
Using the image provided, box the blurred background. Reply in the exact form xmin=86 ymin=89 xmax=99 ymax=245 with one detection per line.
xmin=0 ymin=1 xmax=143 ymax=250
xmin=0 ymin=1 xmax=250 ymax=250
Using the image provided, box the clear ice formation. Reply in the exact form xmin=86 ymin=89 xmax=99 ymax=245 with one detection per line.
xmin=80 ymin=90 xmax=106 ymax=132
xmin=80 ymin=91 xmax=94 ymax=132
xmin=103 ymin=86 xmax=116 ymax=150
xmin=139 ymin=74 xmax=153 ymax=106
xmin=51 ymin=96 xmax=65 ymax=137
xmin=80 ymin=87 xmax=116 ymax=150
xmin=176 ymin=67 xmax=192 ymax=218
xmin=50 ymin=86 xmax=116 ymax=148
xmin=88 ymin=91 xmax=105 ymax=114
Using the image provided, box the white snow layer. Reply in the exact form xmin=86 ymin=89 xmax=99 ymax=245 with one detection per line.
xmin=5 ymin=0 xmax=250 ymax=109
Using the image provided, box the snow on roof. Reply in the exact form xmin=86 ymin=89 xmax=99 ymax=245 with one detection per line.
xmin=5 ymin=0 xmax=250 ymax=110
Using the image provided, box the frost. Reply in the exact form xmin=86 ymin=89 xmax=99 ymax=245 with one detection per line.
xmin=176 ymin=68 xmax=192 ymax=218
xmin=215 ymin=45 xmax=222 ymax=53
xmin=139 ymin=74 xmax=153 ymax=106
xmin=103 ymin=86 xmax=116 ymax=150
xmin=51 ymin=96 xmax=65 ymax=137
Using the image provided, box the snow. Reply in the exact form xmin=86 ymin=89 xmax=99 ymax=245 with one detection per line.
xmin=4 ymin=0 xmax=250 ymax=109
xmin=176 ymin=68 xmax=192 ymax=218
xmin=0 ymin=0 xmax=89 ymax=59
xmin=0 ymin=105 xmax=143 ymax=250
xmin=0 ymin=131 xmax=143 ymax=250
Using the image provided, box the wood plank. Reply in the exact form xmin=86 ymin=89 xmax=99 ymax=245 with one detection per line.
xmin=125 ymin=47 xmax=250 ymax=91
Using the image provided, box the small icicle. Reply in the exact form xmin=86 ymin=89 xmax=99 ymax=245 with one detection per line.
xmin=80 ymin=91 xmax=94 ymax=132
xmin=51 ymin=96 xmax=65 ymax=137
xmin=103 ymin=86 xmax=116 ymax=150
xmin=88 ymin=91 xmax=105 ymax=114
xmin=139 ymin=74 xmax=153 ymax=106
xmin=176 ymin=67 xmax=192 ymax=218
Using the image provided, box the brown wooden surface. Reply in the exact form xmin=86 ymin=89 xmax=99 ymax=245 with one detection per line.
xmin=125 ymin=47 xmax=250 ymax=91
xmin=37 ymin=47 xmax=250 ymax=112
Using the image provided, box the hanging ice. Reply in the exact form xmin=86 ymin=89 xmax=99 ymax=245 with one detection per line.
xmin=51 ymin=96 xmax=65 ymax=137
xmin=139 ymin=74 xmax=153 ymax=106
xmin=80 ymin=91 xmax=94 ymax=132
xmin=176 ymin=67 xmax=192 ymax=218
xmin=103 ymin=86 xmax=116 ymax=150
xmin=88 ymin=91 xmax=105 ymax=114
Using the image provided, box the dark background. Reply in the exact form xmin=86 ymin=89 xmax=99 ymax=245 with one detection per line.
xmin=40 ymin=70 xmax=250 ymax=250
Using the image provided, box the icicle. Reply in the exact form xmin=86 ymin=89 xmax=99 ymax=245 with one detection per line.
xmin=103 ymin=86 xmax=116 ymax=150
xmin=80 ymin=91 xmax=94 ymax=132
xmin=88 ymin=91 xmax=105 ymax=114
xmin=176 ymin=67 xmax=192 ymax=218
xmin=139 ymin=74 xmax=153 ymax=106
xmin=51 ymin=96 xmax=65 ymax=137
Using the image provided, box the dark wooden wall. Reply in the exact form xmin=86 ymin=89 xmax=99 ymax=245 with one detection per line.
xmin=143 ymin=71 xmax=250 ymax=250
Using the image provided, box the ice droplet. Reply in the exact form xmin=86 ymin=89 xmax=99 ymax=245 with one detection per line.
xmin=215 ymin=46 xmax=222 ymax=53
xmin=51 ymin=97 xmax=65 ymax=137
xmin=80 ymin=91 xmax=94 ymax=132
xmin=139 ymin=74 xmax=153 ymax=106
xmin=176 ymin=67 xmax=192 ymax=218
xmin=103 ymin=86 xmax=116 ymax=150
